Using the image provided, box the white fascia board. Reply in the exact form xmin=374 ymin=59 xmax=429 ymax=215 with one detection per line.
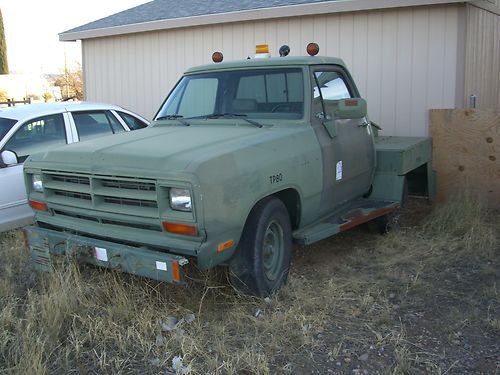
xmin=60 ymin=0 xmax=470 ymax=41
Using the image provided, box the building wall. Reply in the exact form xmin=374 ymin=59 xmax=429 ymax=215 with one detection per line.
xmin=82 ymin=4 xmax=463 ymax=136
xmin=464 ymin=4 xmax=500 ymax=108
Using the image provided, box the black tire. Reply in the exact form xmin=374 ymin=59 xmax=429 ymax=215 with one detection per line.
xmin=229 ymin=197 xmax=292 ymax=297
xmin=368 ymin=177 xmax=408 ymax=234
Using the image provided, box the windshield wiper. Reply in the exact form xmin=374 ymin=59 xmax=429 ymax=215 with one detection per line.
xmin=156 ymin=114 xmax=190 ymax=126
xmin=207 ymin=113 xmax=263 ymax=128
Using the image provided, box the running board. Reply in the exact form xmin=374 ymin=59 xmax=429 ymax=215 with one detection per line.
xmin=292 ymin=199 xmax=399 ymax=245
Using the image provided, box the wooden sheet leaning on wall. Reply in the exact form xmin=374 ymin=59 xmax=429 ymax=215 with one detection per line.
xmin=430 ymin=109 xmax=499 ymax=207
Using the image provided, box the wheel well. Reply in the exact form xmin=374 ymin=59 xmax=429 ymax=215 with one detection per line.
xmin=271 ymin=188 xmax=301 ymax=230
xmin=406 ymin=164 xmax=429 ymax=197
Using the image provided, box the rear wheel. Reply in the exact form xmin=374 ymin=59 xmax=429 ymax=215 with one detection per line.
xmin=229 ymin=197 xmax=292 ymax=297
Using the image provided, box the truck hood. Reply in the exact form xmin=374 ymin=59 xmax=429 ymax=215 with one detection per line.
xmin=26 ymin=124 xmax=292 ymax=178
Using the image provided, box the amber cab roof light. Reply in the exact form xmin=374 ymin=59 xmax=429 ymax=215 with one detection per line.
xmin=254 ymin=44 xmax=271 ymax=58
xmin=212 ymin=51 xmax=223 ymax=63
xmin=307 ymin=42 xmax=320 ymax=56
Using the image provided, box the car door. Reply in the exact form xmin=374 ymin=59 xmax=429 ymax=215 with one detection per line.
xmin=0 ymin=113 xmax=69 ymax=230
xmin=310 ymin=66 xmax=375 ymax=215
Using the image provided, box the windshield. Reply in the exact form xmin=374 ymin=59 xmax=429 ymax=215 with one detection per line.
xmin=0 ymin=117 xmax=17 ymax=141
xmin=156 ymin=68 xmax=304 ymax=121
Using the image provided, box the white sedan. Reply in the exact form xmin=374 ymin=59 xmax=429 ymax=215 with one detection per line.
xmin=0 ymin=102 xmax=149 ymax=232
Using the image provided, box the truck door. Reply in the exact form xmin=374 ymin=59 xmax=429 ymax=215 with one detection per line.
xmin=310 ymin=66 xmax=375 ymax=215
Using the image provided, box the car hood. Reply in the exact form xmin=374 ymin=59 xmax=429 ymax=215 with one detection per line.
xmin=26 ymin=124 xmax=293 ymax=178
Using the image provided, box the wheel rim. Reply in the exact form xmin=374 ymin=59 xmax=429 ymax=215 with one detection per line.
xmin=262 ymin=220 xmax=284 ymax=281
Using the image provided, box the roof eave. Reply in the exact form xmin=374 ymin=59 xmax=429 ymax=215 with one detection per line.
xmin=59 ymin=0 xmax=470 ymax=41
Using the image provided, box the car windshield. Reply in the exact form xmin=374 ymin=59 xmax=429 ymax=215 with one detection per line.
xmin=0 ymin=117 xmax=17 ymax=141
xmin=156 ymin=68 xmax=304 ymax=121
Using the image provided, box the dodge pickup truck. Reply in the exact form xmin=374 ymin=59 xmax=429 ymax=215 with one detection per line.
xmin=23 ymin=44 xmax=435 ymax=296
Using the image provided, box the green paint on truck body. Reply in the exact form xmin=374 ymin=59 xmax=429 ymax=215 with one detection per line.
xmin=23 ymin=54 xmax=434 ymax=285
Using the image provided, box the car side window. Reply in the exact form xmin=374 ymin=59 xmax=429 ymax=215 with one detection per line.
xmin=116 ymin=111 xmax=148 ymax=130
xmin=72 ymin=111 xmax=122 ymax=141
xmin=313 ymin=71 xmax=352 ymax=101
xmin=313 ymin=70 xmax=353 ymax=118
xmin=3 ymin=114 xmax=66 ymax=162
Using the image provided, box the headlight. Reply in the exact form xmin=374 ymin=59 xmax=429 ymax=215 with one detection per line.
xmin=32 ymin=174 xmax=43 ymax=192
xmin=169 ymin=188 xmax=192 ymax=212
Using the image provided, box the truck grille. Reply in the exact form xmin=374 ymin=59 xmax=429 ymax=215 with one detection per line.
xmin=42 ymin=171 xmax=159 ymax=218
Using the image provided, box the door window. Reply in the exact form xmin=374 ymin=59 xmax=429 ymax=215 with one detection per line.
xmin=72 ymin=111 xmax=123 ymax=141
xmin=3 ymin=114 xmax=66 ymax=162
xmin=313 ymin=71 xmax=352 ymax=101
xmin=313 ymin=70 xmax=353 ymax=119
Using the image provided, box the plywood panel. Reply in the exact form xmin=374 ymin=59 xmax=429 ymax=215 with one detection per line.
xmin=430 ymin=109 xmax=500 ymax=207
xmin=82 ymin=4 xmax=462 ymax=131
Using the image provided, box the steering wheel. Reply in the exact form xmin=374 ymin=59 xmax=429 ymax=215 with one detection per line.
xmin=271 ymin=104 xmax=291 ymax=113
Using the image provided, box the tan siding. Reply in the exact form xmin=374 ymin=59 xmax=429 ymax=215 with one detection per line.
xmin=83 ymin=4 xmax=462 ymax=136
xmin=465 ymin=5 xmax=500 ymax=108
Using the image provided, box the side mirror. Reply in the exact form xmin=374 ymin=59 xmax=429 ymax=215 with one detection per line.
xmin=335 ymin=98 xmax=367 ymax=119
xmin=1 ymin=150 xmax=19 ymax=166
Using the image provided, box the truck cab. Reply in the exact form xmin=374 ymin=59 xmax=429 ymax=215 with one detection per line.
xmin=23 ymin=44 xmax=435 ymax=296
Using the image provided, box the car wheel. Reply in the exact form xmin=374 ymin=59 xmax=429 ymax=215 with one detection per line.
xmin=229 ymin=197 xmax=292 ymax=297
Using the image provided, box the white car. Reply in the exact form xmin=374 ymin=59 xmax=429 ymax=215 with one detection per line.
xmin=0 ymin=102 xmax=149 ymax=232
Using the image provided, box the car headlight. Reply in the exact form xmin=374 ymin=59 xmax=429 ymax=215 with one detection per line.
xmin=32 ymin=174 xmax=43 ymax=192
xmin=169 ymin=188 xmax=192 ymax=212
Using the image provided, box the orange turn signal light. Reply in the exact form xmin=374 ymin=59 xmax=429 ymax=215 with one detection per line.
xmin=29 ymin=200 xmax=48 ymax=211
xmin=217 ymin=240 xmax=235 ymax=252
xmin=171 ymin=260 xmax=181 ymax=282
xmin=162 ymin=221 xmax=198 ymax=236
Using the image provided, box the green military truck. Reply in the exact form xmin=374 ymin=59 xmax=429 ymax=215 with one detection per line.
xmin=23 ymin=44 xmax=435 ymax=296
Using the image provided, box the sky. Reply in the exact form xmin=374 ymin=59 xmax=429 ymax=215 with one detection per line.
xmin=0 ymin=0 xmax=149 ymax=75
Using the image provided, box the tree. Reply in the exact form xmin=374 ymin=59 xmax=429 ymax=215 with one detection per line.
xmin=0 ymin=9 xmax=8 ymax=74
xmin=52 ymin=64 xmax=83 ymax=100
xmin=0 ymin=89 xmax=8 ymax=101
xmin=42 ymin=92 xmax=53 ymax=102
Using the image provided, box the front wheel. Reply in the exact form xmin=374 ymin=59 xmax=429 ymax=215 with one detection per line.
xmin=229 ymin=197 xmax=292 ymax=297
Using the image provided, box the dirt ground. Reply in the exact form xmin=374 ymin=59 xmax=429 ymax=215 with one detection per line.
xmin=290 ymin=199 xmax=499 ymax=374
xmin=0 ymin=196 xmax=498 ymax=374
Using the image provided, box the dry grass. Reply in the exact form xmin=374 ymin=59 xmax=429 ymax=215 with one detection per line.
xmin=0 ymin=192 xmax=498 ymax=374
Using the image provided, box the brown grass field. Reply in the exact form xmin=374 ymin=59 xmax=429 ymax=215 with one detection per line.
xmin=0 ymin=192 xmax=498 ymax=374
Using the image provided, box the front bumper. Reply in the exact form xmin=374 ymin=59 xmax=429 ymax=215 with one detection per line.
xmin=24 ymin=225 xmax=188 ymax=284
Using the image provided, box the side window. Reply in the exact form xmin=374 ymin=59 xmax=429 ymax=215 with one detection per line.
xmin=4 ymin=114 xmax=66 ymax=162
xmin=117 ymin=111 xmax=148 ymax=130
xmin=314 ymin=71 xmax=352 ymax=101
xmin=72 ymin=111 xmax=119 ymax=141
xmin=313 ymin=70 xmax=353 ymax=118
